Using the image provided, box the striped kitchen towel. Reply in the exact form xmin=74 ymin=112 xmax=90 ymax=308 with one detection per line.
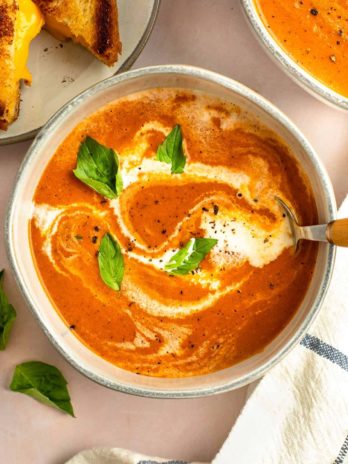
xmin=66 ymin=448 xmax=195 ymax=464
xmin=67 ymin=196 xmax=348 ymax=464
xmin=213 ymin=195 xmax=348 ymax=464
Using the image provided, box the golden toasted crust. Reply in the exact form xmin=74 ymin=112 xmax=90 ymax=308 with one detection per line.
xmin=33 ymin=0 xmax=121 ymax=65
xmin=0 ymin=1 xmax=20 ymax=130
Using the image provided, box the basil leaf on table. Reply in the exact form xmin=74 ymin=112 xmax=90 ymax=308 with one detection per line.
xmin=156 ymin=125 xmax=186 ymax=174
xmin=10 ymin=361 xmax=74 ymax=416
xmin=98 ymin=233 xmax=124 ymax=291
xmin=73 ymin=136 xmax=123 ymax=199
xmin=165 ymin=238 xmax=218 ymax=275
xmin=0 ymin=269 xmax=16 ymax=350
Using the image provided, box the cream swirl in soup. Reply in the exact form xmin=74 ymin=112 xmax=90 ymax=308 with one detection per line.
xmin=30 ymin=89 xmax=317 ymax=377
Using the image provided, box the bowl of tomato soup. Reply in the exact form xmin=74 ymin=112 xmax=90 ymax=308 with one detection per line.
xmin=6 ymin=65 xmax=336 ymax=397
xmin=241 ymin=0 xmax=348 ymax=111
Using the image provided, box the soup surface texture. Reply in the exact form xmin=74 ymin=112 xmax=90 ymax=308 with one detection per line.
xmin=255 ymin=0 xmax=348 ymax=98
xmin=30 ymin=89 xmax=317 ymax=377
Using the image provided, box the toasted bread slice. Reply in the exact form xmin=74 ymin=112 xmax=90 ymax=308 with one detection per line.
xmin=0 ymin=1 xmax=19 ymax=130
xmin=0 ymin=0 xmax=44 ymax=130
xmin=33 ymin=0 xmax=122 ymax=66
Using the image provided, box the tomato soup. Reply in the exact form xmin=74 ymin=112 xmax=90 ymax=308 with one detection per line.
xmin=255 ymin=0 xmax=348 ymax=98
xmin=30 ymin=89 xmax=317 ymax=377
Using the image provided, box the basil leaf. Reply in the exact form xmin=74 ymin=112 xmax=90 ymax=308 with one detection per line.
xmin=0 ymin=270 xmax=16 ymax=350
xmin=156 ymin=125 xmax=186 ymax=174
xmin=165 ymin=238 xmax=218 ymax=275
xmin=98 ymin=233 xmax=124 ymax=291
xmin=10 ymin=361 xmax=74 ymax=416
xmin=73 ymin=136 xmax=123 ymax=199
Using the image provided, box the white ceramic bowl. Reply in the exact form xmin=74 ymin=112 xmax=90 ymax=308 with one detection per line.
xmin=241 ymin=0 xmax=348 ymax=111
xmin=6 ymin=65 xmax=336 ymax=398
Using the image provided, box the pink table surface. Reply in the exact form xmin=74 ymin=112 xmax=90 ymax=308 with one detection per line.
xmin=0 ymin=1 xmax=347 ymax=463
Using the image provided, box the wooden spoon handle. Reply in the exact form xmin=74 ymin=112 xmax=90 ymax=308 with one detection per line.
xmin=326 ymin=219 xmax=348 ymax=247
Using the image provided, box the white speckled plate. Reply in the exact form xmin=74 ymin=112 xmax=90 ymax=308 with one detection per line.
xmin=0 ymin=0 xmax=160 ymax=145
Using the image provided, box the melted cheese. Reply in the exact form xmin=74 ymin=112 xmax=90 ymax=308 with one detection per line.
xmin=43 ymin=16 xmax=72 ymax=41
xmin=14 ymin=0 xmax=44 ymax=83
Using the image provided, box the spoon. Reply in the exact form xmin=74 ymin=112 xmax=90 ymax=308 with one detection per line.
xmin=275 ymin=197 xmax=348 ymax=250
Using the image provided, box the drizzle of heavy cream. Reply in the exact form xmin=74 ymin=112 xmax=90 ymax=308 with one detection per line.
xmin=32 ymin=121 xmax=292 ymax=320
xmin=30 ymin=90 xmax=312 ymax=376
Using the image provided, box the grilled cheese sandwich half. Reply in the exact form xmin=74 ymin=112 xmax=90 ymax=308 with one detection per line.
xmin=33 ymin=0 xmax=121 ymax=66
xmin=0 ymin=0 xmax=121 ymax=131
xmin=0 ymin=0 xmax=44 ymax=130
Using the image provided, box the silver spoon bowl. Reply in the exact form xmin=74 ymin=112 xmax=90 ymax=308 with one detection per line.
xmin=276 ymin=197 xmax=348 ymax=250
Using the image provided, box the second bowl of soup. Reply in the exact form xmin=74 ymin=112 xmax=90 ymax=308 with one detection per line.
xmin=241 ymin=0 xmax=348 ymax=110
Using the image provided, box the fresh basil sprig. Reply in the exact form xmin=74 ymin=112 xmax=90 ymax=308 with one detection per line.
xmin=156 ymin=125 xmax=186 ymax=174
xmin=98 ymin=233 xmax=124 ymax=291
xmin=0 ymin=269 xmax=16 ymax=350
xmin=10 ymin=361 xmax=74 ymax=416
xmin=73 ymin=136 xmax=123 ymax=199
xmin=165 ymin=238 xmax=218 ymax=275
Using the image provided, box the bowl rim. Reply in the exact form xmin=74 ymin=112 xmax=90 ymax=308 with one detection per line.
xmin=6 ymin=64 xmax=337 ymax=398
xmin=240 ymin=0 xmax=348 ymax=111
xmin=0 ymin=0 xmax=161 ymax=147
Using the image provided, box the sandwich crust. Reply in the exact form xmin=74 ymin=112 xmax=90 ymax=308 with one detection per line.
xmin=33 ymin=0 xmax=122 ymax=65
xmin=0 ymin=1 xmax=19 ymax=130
